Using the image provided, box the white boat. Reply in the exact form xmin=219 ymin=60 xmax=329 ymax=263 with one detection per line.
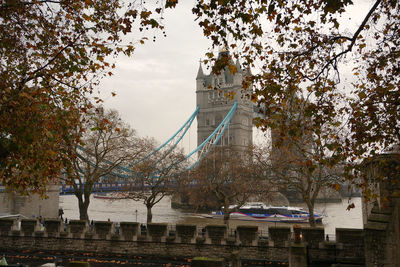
xmin=211 ymin=202 xmax=323 ymax=223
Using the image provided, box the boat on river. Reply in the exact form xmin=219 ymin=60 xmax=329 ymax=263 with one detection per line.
xmin=211 ymin=202 xmax=323 ymax=223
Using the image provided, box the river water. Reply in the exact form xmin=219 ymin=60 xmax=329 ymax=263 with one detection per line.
xmin=59 ymin=195 xmax=363 ymax=236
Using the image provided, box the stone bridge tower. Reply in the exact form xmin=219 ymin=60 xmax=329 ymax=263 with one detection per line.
xmin=196 ymin=50 xmax=253 ymax=150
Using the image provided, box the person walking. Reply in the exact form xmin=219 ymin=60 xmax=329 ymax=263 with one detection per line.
xmin=58 ymin=208 xmax=64 ymax=220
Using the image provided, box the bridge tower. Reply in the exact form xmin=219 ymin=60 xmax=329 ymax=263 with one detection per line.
xmin=196 ymin=50 xmax=253 ymax=150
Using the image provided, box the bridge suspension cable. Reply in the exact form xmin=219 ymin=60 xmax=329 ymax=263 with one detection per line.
xmin=75 ymin=102 xmax=238 ymax=178
xmin=132 ymin=106 xmax=199 ymax=166
xmin=75 ymin=106 xmax=200 ymax=178
xmin=173 ymin=101 xmax=238 ymax=172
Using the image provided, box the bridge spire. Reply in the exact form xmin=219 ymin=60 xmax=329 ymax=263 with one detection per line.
xmin=196 ymin=59 xmax=204 ymax=79
xmin=235 ymin=59 xmax=243 ymax=73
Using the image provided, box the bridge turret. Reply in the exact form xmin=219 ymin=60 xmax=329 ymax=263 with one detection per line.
xmin=233 ymin=59 xmax=243 ymax=86
xmin=196 ymin=61 xmax=205 ymax=90
xmin=196 ymin=50 xmax=253 ymax=150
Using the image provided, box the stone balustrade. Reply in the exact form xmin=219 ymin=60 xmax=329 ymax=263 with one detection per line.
xmin=236 ymin=225 xmax=258 ymax=246
xmin=120 ymin=222 xmax=139 ymax=241
xmin=301 ymin=227 xmax=324 ymax=248
xmin=205 ymin=224 xmax=227 ymax=245
xmin=269 ymin=226 xmax=291 ymax=247
xmin=94 ymin=221 xmax=112 ymax=239
xmin=147 ymin=223 xmax=168 ymax=242
xmin=0 ymin=218 xmax=14 ymax=235
xmin=21 ymin=219 xmax=37 ymax=236
xmin=0 ymin=218 xmax=365 ymax=247
xmin=176 ymin=224 xmax=196 ymax=243
xmin=68 ymin=220 xmax=87 ymax=238
xmin=0 ymin=219 xmax=366 ymax=265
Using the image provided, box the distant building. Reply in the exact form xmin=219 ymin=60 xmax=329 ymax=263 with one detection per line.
xmin=196 ymin=50 xmax=253 ymax=150
xmin=0 ymin=184 xmax=59 ymax=218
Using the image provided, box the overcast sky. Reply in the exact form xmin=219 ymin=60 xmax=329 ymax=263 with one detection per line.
xmin=99 ymin=1 xmax=211 ymax=154
xmin=98 ymin=0 xmax=372 ymax=154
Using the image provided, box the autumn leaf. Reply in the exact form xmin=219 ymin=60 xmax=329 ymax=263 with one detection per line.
xmin=346 ymin=203 xmax=355 ymax=211
xmin=228 ymin=64 xmax=237 ymax=74
xmin=332 ymin=183 xmax=342 ymax=191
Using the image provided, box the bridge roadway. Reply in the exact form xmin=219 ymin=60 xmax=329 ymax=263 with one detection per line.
xmin=60 ymin=182 xmax=141 ymax=195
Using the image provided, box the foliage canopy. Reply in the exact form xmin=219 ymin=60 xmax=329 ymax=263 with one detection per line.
xmin=192 ymin=0 xmax=399 ymax=193
xmin=0 ymin=0 xmax=178 ymax=194
xmin=193 ymin=0 xmax=399 ymax=153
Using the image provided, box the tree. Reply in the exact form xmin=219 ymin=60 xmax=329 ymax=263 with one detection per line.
xmin=252 ymin=89 xmax=345 ymax=226
xmin=192 ymin=0 xmax=400 ymax=194
xmin=0 ymin=0 xmax=178 ymax=194
xmin=64 ymin=106 xmax=147 ymax=221
xmin=118 ymin=146 xmax=186 ymax=223
xmin=256 ymin=132 xmax=343 ymax=226
xmin=184 ymin=146 xmax=266 ymax=226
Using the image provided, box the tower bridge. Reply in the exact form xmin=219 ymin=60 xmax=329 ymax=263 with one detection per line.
xmin=58 ymin=51 xmax=260 ymax=194
xmin=74 ymin=50 xmax=258 ymax=181
xmin=196 ymin=50 xmax=254 ymax=150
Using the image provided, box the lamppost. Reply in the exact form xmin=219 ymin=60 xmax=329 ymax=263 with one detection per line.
xmin=135 ymin=210 xmax=138 ymax=222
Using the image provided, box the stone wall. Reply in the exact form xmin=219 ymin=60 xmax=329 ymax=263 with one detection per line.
xmin=362 ymin=150 xmax=400 ymax=267
xmin=0 ymin=219 xmax=366 ymax=265
xmin=0 ymin=184 xmax=59 ymax=218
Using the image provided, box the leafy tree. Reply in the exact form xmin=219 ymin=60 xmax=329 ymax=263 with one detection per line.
xmin=119 ymin=146 xmax=186 ymax=223
xmin=192 ymin=0 xmax=400 ymax=194
xmin=63 ymin=106 xmax=148 ymax=221
xmin=0 ymin=0 xmax=178 ymax=194
xmin=184 ymin=146 xmax=265 ymax=226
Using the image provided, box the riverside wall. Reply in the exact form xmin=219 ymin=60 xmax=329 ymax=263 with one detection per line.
xmin=362 ymin=150 xmax=400 ymax=267
xmin=0 ymin=219 xmax=365 ymax=266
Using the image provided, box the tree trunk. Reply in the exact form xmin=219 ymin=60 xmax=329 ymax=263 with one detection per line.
xmin=223 ymin=212 xmax=230 ymax=226
xmin=305 ymin=200 xmax=316 ymax=227
xmin=146 ymin=205 xmax=153 ymax=223
xmin=223 ymin=205 xmax=230 ymax=228
xmin=78 ymin=196 xmax=90 ymax=221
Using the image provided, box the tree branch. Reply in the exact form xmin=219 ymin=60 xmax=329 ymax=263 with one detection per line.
xmin=296 ymin=0 xmax=382 ymax=81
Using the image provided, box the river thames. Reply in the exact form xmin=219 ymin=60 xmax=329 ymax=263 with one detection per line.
xmin=60 ymin=195 xmax=363 ymax=237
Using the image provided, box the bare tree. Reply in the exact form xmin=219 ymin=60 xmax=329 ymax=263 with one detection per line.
xmin=118 ymin=147 xmax=186 ymax=223
xmin=254 ymin=96 xmax=344 ymax=226
xmin=64 ymin=106 xmax=148 ymax=221
xmin=183 ymin=146 xmax=265 ymax=226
